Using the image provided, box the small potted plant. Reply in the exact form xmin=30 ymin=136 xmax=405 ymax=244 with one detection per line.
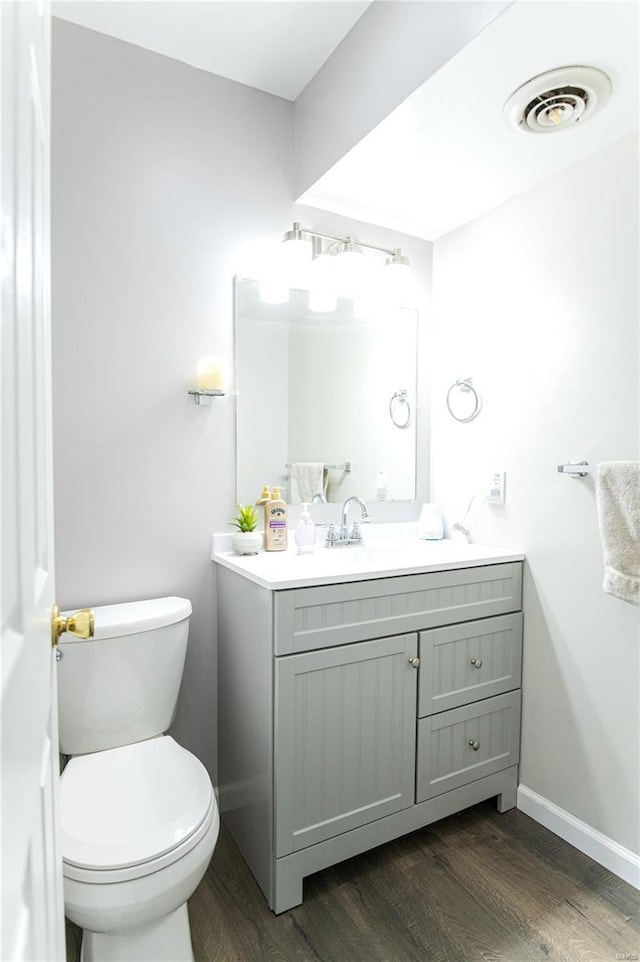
xmin=229 ymin=503 xmax=262 ymax=555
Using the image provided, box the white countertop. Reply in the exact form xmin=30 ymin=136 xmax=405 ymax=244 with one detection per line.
xmin=211 ymin=524 xmax=524 ymax=590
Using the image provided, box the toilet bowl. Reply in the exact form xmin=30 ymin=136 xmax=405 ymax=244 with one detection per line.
xmin=57 ymin=598 xmax=217 ymax=962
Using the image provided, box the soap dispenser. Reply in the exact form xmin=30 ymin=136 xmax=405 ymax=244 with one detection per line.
xmin=295 ymin=503 xmax=315 ymax=555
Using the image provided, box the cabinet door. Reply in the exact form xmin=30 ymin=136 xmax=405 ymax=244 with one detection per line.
xmin=275 ymin=634 xmax=418 ymax=857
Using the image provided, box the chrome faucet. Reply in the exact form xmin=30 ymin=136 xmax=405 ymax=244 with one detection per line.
xmin=341 ymin=496 xmax=370 ymax=529
xmin=325 ymin=496 xmax=370 ymax=547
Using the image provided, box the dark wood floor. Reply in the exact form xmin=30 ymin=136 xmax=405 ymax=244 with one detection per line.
xmin=66 ymin=800 xmax=640 ymax=962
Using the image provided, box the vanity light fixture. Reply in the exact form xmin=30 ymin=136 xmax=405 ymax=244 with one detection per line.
xmin=334 ymin=239 xmax=367 ymax=300
xmin=272 ymin=222 xmax=413 ymax=309
xmin=282 ymin=222 xmax=312 ymax=261
xmin=382 ymin=248 xmax=412 ymax=302
xmin=280 ymin=221 xmax=313 ymax=290
xmin=385 ymin=249 xmax=410 ymax=273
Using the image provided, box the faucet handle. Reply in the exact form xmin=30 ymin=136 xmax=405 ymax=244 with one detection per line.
xmin=325 ymin=524 xmax=339 ymax=548
xmin=349 ymin=522 xmax=364 ymax=544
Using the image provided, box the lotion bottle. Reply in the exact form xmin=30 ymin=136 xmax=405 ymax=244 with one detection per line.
xmin=295 ymin=503 xmax=315 ymax=554
xmin=265 ymin=486 xmax=288 ymax=551
xmin=255 ymin=485 xmax=271 ymax=540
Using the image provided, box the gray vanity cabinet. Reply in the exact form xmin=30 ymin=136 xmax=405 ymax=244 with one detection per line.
xmin=217 ymin=560 xmax=523 ymax=914
xmin=275 ymin=634 xmax=418 ymax=856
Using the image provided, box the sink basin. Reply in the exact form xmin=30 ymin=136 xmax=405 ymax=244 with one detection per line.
xmin=323 ymin=537 xmax=468 ymax=564
xmin=325 ymin=541 xmax=414 ymax=564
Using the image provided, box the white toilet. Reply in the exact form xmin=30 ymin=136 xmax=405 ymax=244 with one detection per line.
xmin=57 ymin=596 xmax=218 ymax=962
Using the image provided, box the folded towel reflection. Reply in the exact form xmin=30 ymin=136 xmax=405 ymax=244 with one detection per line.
xmin=595 ymin=461 xmax=640 ymax=606
xmin=290 ymin=463 xmax=328 ymax=504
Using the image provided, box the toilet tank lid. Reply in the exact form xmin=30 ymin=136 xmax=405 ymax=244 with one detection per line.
xmin=62 ymin=596 xmax=192 ymax=641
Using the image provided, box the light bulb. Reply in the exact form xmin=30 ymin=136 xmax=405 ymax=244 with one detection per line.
xmin=309 ymin=288 xmax=337 ymax=313
xmin=548 ymin=104 xmax=571 ymax=125
xmin=382 ymin=250 xmax=412 ymax=307
xmin=308 ymin=251 xmax=337 ymax=313
xmin=281 ymin=222 xmax=312 ymax=289
xmin=335 ymin=241 xmax=367 ymax=300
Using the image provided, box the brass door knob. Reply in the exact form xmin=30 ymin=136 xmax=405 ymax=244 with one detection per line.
xmin=408 ymin=657 xmax=420 ymax=669
xmin=51 ymin=605 xmax=95 ymax=648
xmin=470 ymin=657 xmax=483 ymax=669
xmin=468 ymin=739 xmax=480 ymax=752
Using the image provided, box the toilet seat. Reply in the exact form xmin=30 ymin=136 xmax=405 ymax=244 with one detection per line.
xmin=61 ymin=736 xmax=215 ymax=884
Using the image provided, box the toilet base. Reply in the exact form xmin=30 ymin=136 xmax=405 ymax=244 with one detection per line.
xmin=80 ymin=903 xmax=194 ymax=962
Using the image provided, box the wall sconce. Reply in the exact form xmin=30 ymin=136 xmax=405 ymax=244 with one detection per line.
xmin=264 ymin=222 xmax=413 ymax=309
xmin=188 ymin=356 xmax=228 ymax=405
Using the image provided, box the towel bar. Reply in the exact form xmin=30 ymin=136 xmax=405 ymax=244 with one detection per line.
xmin=557 ymin=461 xmax=594 ymax=477
xmin=285 ymin=461 xmax=351 ymax=473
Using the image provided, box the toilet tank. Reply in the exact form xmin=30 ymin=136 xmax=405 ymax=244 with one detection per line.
xmin=57 ymin=597 xmax=192 ymax=756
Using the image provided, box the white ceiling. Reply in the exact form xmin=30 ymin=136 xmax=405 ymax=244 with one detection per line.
xmin=53 ymin=1 xmax=638 ymax=241
xmin=52 ymin=0 xmax=372 ymax=101
xmin=299 ymin=1 xmax=639 ymax=240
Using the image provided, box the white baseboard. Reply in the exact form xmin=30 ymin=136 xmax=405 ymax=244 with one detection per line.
xmin=517 ymin=784 xmax=640 ymax=890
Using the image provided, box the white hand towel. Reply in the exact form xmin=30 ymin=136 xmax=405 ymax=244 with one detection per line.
xmin=290 ymin=463 xmax=327 ymax=504
xmin=595 ymin=461 xmax=640 ymax=605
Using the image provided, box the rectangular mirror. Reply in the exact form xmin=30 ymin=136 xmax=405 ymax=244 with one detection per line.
xmin=235 ymin=277 xmax=418 ymax=505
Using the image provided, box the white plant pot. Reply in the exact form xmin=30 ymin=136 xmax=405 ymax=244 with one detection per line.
xmin=231 ymin=531 xmax=262 ymax=555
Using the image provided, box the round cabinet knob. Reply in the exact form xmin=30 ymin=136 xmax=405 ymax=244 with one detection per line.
xmin=470 ymin=657 xmax=483 ymax=669
xmin=468 ymin=739 xmax=480 ymax=752
xmin=408 ymin=657 xmax=420 ymax=669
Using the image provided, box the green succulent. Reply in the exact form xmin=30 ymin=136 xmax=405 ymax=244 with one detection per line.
xmin=230 ymin=503 xmax=258 ymax=533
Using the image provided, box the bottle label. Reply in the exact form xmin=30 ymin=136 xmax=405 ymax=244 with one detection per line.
xmin=266 ymin=504 xmax=288 ymax=549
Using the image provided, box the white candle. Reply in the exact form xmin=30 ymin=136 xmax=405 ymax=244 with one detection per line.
xmin=196 ymin=356 xmax=227 ymax=391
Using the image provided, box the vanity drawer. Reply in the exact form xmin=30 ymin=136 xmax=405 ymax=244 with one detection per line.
xmin=418 ymin=613 xmax=522 ymax=717
xmin=416 ymin=691 xmax=521 ymax=803
xmin=274 ymin=563 xmax=522 ymax=655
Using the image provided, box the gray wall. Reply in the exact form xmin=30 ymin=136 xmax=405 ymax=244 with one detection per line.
xmin=51 ymin=20 xmax=431 ymax=779
xmin=430 ymin=134 xmax=639 ymax=857
xmin=51 ymin=19 xmax=292 ymax=776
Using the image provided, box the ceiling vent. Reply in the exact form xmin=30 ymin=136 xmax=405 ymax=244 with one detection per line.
xmin=504 ymin=66 xmax=612 ymax=134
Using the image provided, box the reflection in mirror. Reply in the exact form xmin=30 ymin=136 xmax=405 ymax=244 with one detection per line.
xmin=235 ymin=278 xmax=418 ymax=506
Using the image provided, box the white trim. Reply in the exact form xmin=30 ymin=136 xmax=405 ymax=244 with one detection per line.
xmin=518 ymin=785 xmax=640 ymax=890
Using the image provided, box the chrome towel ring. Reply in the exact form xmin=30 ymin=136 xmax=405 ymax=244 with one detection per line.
xmin=446 ymin=378 xmax=482 ymax=423
xmin=389 ymin=389 xmax=411 ymax=429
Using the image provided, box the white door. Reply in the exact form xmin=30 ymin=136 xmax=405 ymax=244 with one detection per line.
xmin=1 ymin=2 xmax=65 ymax=960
